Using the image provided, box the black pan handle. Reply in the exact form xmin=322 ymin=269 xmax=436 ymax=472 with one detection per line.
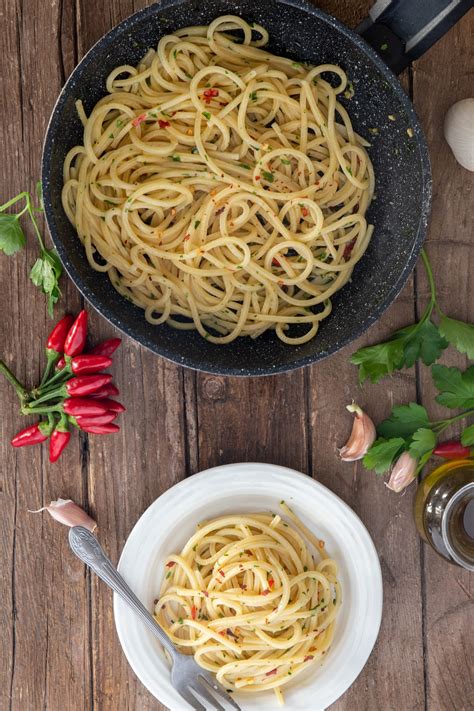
xmin=357 ymin=0 xmax=473 ymax=74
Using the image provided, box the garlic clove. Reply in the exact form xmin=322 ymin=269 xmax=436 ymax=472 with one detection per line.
xmin=444 ymin=98 xmax=474 ymax=171
xmin=385 ymin=452 xmax=418 ymax=493
xmin=29 ymin=498 xmax=97 ymax=531
xmin=339 ymin=403 xmax=376 ymax=461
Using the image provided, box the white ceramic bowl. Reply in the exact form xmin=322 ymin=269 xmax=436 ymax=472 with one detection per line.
xmin=114 ymin=463 xmax=383 ymax=710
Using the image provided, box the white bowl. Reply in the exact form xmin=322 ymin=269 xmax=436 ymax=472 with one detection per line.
xmin=114 ymin=463 xmax=383 ymax=710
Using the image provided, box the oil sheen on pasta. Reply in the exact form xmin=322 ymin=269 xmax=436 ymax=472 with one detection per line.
xmin=62 ymin=15 xmax=374 ymax=345
xmin=155 ymin=503 xmax=341 ymax=704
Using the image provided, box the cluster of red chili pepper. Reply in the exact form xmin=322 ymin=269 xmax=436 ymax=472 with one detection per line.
xmin=2 ymin=311 xmax=124 ymax=462
xmin=433 ymin=441 xmax=472 ymax=460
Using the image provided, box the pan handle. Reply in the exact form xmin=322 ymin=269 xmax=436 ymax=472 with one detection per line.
xmin=357 ymin=0 xmax=472 ymax=74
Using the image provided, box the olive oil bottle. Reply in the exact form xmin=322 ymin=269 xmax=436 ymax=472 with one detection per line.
xmin=414 ymin=460 xmax=474 ymax=570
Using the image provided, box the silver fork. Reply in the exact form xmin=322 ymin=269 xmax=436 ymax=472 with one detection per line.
xmin=69 ymin=526 xmax=241 ymax=711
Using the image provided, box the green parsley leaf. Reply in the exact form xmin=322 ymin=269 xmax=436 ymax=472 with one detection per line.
xmin=0 ymin=214 xmax=26 ymax=255
xmin=171 ymin=154 xmax=181 ymax=162
xmin=438 ymin=314 xmax=474 ymax=360
xmin=396 ymin=320 xmax=448 ymax=367
xmin=363 ymin=437 xmax=405 ymax=474
xmin=194 ymin=220 xmax=200 ymax=229
xmin=202 ymin=111 xmax=211 ymax=120
xmin=461 ymin=424 xmax=474 ymax=447
xmin=262 ymin=170 xmax=274 ymax=183
xmin=239 ymin=163 xmax=251 ymax=169
xmin=249 ymin=91 xmax=257 ymax=101
xmin=432 ymin=364 xmax=474 ymax=410
xmin=380 ymin=43 xmax=388 ymax=50
xmin=280 ymin=158 xmax=291 ymax=165
xmin=351 ymin=340 xmax=404 ymax=384
xmin=30 ymin=249 xmax=62 ymax=317
xmin=408 ymin=428 xmax=436 ymax=460
xmin=378 ymin=403 xmax=430 ymax=440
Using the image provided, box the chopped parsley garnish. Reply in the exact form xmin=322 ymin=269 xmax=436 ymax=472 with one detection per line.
xmin=262 ymin=170 xmax=274 ymax=183
xmin=380 ymin=43 xmax=388 ymax=51
xmin=239 ymin=163 xmax=251 ymax=169
xmin=202 ymin=111 xmax=211 ymax=120
xmin=171 ymin=154 xmax=181 ymax=162
xmin=249 ymin=91 xmax=257 ymax=101
xmin=280 ymin=157 xmax=291 ymax=165
xmin=194 ymin=220 xmax=201 ymax=228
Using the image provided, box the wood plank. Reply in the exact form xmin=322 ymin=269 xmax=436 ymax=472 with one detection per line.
xmin=0 ymin=1 xmax=90 ymax=710
xmin=413 ymin=11 xmax=474 ymax=711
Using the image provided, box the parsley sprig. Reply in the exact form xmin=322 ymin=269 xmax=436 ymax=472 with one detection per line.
xmin=0 ymin=184 xmax=62 ymax=316
xmin=363 ymin=364 xmax=474 ymax=475
xmin=351 ymin=249 xmax=474 ymax=383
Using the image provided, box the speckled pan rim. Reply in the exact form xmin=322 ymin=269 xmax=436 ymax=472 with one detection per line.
xmin=41 ymin=0 xmax=431 ymax=376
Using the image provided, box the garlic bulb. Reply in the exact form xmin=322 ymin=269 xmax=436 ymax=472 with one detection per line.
xmin=444 ymin=98 xmax=474 ymax=171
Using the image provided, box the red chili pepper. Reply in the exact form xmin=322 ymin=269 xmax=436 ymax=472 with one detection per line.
xmin=272 ymin=258 xmax=280 ymax=267
xmin=433 ymin=441 xmax=471 ymax=460
xmin=56 ymin=356 xmax=66 ymax=371
xmin=47 ymin=315 xmax=74 ymax=354
xmin=63 ymin=398 xmax=109 ymax=417
xmin=301 ymin=207 xmax=309 ymax=217
xmin=78 ymin=423 xmax=120 ymax=435
xmin=166 ymin=561 xmax=176 ymax=568
xmin=49 ymin=421 xmax=71 ymax=463
xmin=89 ymin=338 xmax=122 ymax=357
xmin=66 ymin=373 xmax=113 ymax=397
xmin=268 ymin=578 xmax=274 ymax=588
xmin=343 ymin=239 xmax=356 ymax=260
xmin=94 ymin=398 xmax=126 ymax=413
xmin=89 ymin=383 xmax=120 ymax=399
xmin=73 ymin=412 xmax=118 ymax=428
xmin=64 ymin=310 xmax=88 ymax=357
xmin=303 ymin=655 xmax=314 ymax=662
xmin=191 ymin=605 xmax=197 ymax=620
xmin=132 ymin=113 xmax=147 ymax=127
xmin=158 ymin=119 xmax=170 ymax=129
xmin=265 ymin=668 xmax=278 ymax=677
xmin=70 ymin=355 xmax=112 ymax=375
xmin=11 ymin=422 xmax=51 ymax=447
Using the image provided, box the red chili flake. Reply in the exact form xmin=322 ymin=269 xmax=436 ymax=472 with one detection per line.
xmin=158 ymin=119 xmax=170 ymax=129
xmin=255 ymin=176 xmax=261 ymax=181
xmin=183 ymin=233 xmax=190 ymax=241
xmin=343 ymin=239 xmax=356 ymax=260
xmin=219 ymin=631 xmax=226 ymax=637
xmin=239 ymin=583 xmax=247 ymax=590
xmin=272 ymin=258 xmax=280 ymax=267
xmin=203 ymin=591 xmax=209 ymax=598
xmin=166 ymin=561 xmax=176 ymax=568
xmin=266 ymin=668 xmax=278 ymax=677
xmin=304 ymin=655 xmax=314 ymax=662
xmin=132 ymin=113 xmax=147 ymax=127
xmin=261 ymin=589 xmax=270 ymax=596
xmin=171 ymin=111 xmax=177 ymax=116
xmin=191 ymin=605 xmax=197 ymax=620
xmin=203 ymin=88 xmax=219 ymax=98
xmin=218 ymin=568 xmax=225 ymax=577
xmin=301 ymin=207 xmax=309 ymax=217
xmin=268 ymin=578 xmax=275 ymax=589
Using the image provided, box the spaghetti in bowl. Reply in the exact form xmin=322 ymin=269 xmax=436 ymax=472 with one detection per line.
xmin=155 ymin=503 xmax=341 ymax=705
xmin=114 ymin=464 xmax=382 ymax=710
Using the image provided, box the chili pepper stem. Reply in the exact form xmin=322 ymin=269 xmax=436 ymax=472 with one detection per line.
xmin=33 ymin=368 xmax=69 ymax=395
xmin=22 ymin=404 xmax=62 ymax=416
xmin=28 ymin=386 xmax=65 ymax=407
xmin=0 ymin=361 xmax=29 ymax=403
xmin=39 ymin=356 xmax=57 ymax=388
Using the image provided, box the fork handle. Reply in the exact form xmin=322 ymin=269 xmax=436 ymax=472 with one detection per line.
xmin=69 ymin=526 xmax=177 ymax=657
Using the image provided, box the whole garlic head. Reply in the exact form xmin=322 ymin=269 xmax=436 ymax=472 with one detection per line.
xmin=444 ymin=98 xmax=474 ymax=171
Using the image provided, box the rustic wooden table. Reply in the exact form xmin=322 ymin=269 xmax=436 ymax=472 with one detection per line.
xmin=1 ymin=2 xmax=473 ymax=710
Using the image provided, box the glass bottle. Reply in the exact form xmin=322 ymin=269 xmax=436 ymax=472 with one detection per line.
xmin=414 ymin=459 xmax=474 ymax=570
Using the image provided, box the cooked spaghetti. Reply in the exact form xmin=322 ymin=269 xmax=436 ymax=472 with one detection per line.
xmin=154 ymin=502 xmax=341 ymax=705
xmin=62 ymin=15 xmax=374 ymax=344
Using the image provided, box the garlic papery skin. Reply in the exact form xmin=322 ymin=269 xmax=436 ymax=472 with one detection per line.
xmin=29 ymin=498 xmax=97 ymax=531
xmin=339 ymin=403 xmax=376 ymax=461
xmin=444 ymin=98 xmax=474 ymax=171
xmin=385 ymin=452 xmax=418 ymax=493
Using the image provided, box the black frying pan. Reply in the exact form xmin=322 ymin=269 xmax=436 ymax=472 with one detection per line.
xmin=41 ymin=0 xmax=470 ymax=376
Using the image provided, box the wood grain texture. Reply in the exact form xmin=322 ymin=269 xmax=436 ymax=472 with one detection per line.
xmin=413 ymin=10 xmax=474 ymax=711
xmin=0 ymin=1 xmax=472 ymax=710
